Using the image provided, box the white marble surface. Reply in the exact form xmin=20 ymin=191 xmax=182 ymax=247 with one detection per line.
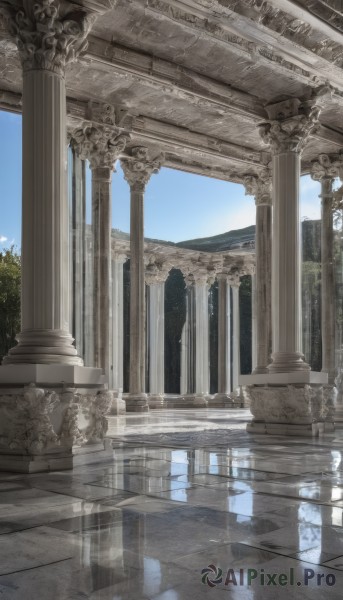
xmin=0 ymin=409 xmax=343 ymax=598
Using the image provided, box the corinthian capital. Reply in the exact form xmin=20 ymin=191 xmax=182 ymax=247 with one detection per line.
xmin=243 ymin=170 xmax=272 ymax=206
xmin=0 ymin=0 xmax=100 ymax=75
xmin=72 ymin=122 xmax=128 ymax=169
xmin=258 ymin=95 xmax=324 ymax=155
xmin=311 ymin=154 xmax=341 ymax=182
xmin=121 ymin=147 xmax=164 ymax=190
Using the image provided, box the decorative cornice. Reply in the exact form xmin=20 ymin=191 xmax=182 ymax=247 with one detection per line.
xmin=243 ymin=169 xmax=272 ymax=205
xmin=0 ymin=0 xmax=96 ymax=75
xmin=311 ymin=153 xmax=342 ymax=181
xmin=71 ymin=107 xmax=129 ymax=168
xmin=121 ymin=147 xmax=164 ymax=189
xmin=258 ymin=91 xmax=330 ymax=154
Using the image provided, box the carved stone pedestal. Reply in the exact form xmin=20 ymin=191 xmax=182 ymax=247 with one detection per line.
xmin=245 ymin=384 xmax=335 ymax=436
xmin=0 ymin=365 xmax=114 ymax=472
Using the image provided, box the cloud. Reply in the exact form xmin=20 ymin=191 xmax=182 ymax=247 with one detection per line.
xmin=0 ymin=235 xmax=7 ymax=244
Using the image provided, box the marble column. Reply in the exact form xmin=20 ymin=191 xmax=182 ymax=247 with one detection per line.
xmin=243 ymin=172 xmax=272 ymax=374
xmin=260 ymin=100 xmax=320 ymax=375
xmin=72 ymin=108 xmax=128 ymax=379
xmin=180 ymin=277 xmax=195 ymax=398
xmin=110 ymin=251 xmax=127 ymax=414
xmin=211 ymin=274 xmax=234 ymax=407
xmin=0 ymin=0 xmax=117 ymax=472
xmin=145 ymin=263 xmax=170 ymax=408
xmin=241 ymin=94 xmax=331 ymax=435
xmin=232 ymin=281 xmax=241 ymax=392
xmin=181 ymin=270 xmax=210 ymax=407
xmin=311 ymin=155 xmax=340 ymax=384
xmin=121 ymin=147 xmax=163 ymax=412
xmin=70 ymin=147 xmax=86 ymax=359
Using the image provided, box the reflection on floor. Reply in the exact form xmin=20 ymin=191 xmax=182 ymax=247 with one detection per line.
xmin=1 ymin=409 xmax=343 ymax=598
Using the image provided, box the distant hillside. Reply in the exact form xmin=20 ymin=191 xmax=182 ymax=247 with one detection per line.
xmin=176 ymin=225 xmax=256 ymax=252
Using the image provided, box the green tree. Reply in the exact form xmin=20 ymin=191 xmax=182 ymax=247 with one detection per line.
xmin=0 ymin=247 xmax=21 ymax=362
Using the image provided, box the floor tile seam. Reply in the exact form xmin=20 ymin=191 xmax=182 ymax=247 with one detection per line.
xmin=0 ymin=557 xmax=73 ymax=578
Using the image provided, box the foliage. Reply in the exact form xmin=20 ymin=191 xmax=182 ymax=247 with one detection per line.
xmin=0 ymin=246 xmax=21 ymax=362
xmin=239 ymin=275 xmax=252 ymax=375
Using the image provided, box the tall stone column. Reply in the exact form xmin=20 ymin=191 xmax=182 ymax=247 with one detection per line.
xmin=182 ymin=269 xmax=210 ymax=407
xmin=241 ymin=93 xmax=332 ymax=435
xmin=0 ymin=0 xmax=118 ymax=472
xmin=243 ymin=172 xmax=272 ymax=374
xmin=72 ymin=105 xmax=128 ymax=379
xmin=259 ymin=98 xmax=321 ymax=374
xmin=232 ymin=280 xmax=241 ymax=391
xmin=109 ymin=251 xmax=127 ymax=414
xmin=180 ymin=277 xmax=195 ymax=398
xmin=145 ymin=263 xmax=170 ymax=408
xmin=121 ymin=147 xmax=163 ymax=412
xmin=212 ymin=274 xmax=234 ymax=407
xmin=69 ymin=146 xmax=86 ymax=359
xmin=311 ymin=155 xmax=340 ymax=384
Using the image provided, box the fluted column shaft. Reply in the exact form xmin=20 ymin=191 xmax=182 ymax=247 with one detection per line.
xmin=146 ymin=272 xmax=168 ymax=408
xmin=111 ymin=254 xmax=126 ymax=391
xmin=129 ymin=183 xmax=146 ymax=396
xmin=180 ymin=283 xmax=195 ymax=395
xmin=217 ymin=275 xmax=231 ymax=394
xmin=4 ymin=63 xmax=82 ymax=364
xmin=321 ymin=178 xmax=336 ymax=383
xmin=194 ymin=278 xmax=210 ymax=397
xmin=232 ymin=284 xmax=241 ymax=389
xmin=255 ymin=201 xmax=272 ymax=373
xmin=121 ymin=147 xmax=163 ymax=411
xmin=91 ymin=166 xmax=112 ymax=376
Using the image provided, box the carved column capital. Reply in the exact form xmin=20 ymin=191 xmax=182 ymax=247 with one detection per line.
xmin=258 ymin=94 xmax=326 ymax=155
xmin=311 ymin=153 xmax=341 ymax=182
xmin=243 ymin=170 xmax=272 ymax=205
xmin=145 ymin=262 xmax=171 ymax=286
xmin=113 ymin=251 xmax=127 ymax=264
xmin=121 ymin=147 xmax=164 ymax=190
xmin=72 ymin=121 xmax=128 ymax=169
xmin=0 ymin=0 xmax=100 ymax=75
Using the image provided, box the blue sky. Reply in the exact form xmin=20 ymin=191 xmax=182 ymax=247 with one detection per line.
xmin=0 ymin=110 xmax=321 ymax=250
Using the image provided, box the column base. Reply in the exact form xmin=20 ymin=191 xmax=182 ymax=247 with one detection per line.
xmin=3 ymin=329 xmax=83 ymax=366
xmin=182 ymin=394 xmax=209 ymax=408
xmin=245 ymin=382 xmax=335 ymax=437
xmin=267 ymin=352 xmax=310 ymax=373
xmin=209 ymin=393 xmax=237 ymax=408
xmin=0 ymin=364 xmax=113 ymax=473
xmin=108 ymin=389 xmax=126 ymax=415
xmin=124 ymin=393 xmax=149 ymax=412
xmin=148 ymin=394 xmax=165 ymax=409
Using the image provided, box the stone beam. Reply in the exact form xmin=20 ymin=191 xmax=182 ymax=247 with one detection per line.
xmin=85 ymin=36 xmax=265 ymax=122
xmin=142 ymin=0 xmax=343 ymax=92
xmin=1 ymin=89 xmax=342 ymax=180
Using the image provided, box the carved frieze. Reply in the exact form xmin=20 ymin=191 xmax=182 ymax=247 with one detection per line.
xmin=121 ymin=146 xmax=164 ymax=189
xmin=0 ymin=0 xmax=96 ymax=75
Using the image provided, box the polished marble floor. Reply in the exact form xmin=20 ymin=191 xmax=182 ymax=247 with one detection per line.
xmin=1 ymin=409 xmax=343 ymax=598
